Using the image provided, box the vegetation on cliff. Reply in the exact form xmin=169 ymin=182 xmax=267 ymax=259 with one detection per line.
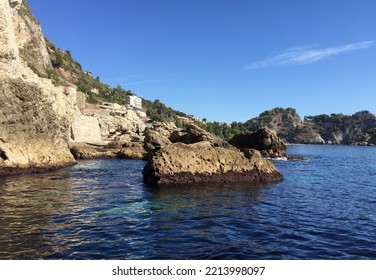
xmin=241 ymin=108 xmax=376 ymax=145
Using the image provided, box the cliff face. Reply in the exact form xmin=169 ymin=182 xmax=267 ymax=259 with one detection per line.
xmin=0 ymin=0 xmax=76 ymax=175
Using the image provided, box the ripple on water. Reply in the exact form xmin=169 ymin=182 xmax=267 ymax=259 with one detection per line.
xmin=0 ymin=147 xmax=376 ymax=259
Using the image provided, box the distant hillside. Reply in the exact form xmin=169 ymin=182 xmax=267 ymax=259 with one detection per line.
xmin=244 ymin=107 xmax=303 ymax=140
xmin=21 ymin=1 xmax=185 ymax=123
xmin=241 ymin=108 xmax=376 ymax=146
xmin=141 ymin=99 xmax=187 ymax=122
xmin=303 ymin=111 xmax=376 ymax=145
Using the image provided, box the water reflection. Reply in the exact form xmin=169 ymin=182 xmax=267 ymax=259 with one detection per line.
xmin=2 ymin=149 xmax=373 ymax=260
xmin=0 ymin=170 xmax=73 ymax=259
xmin=147 ymin=182 xmax=276 ymax=259
xmin=0 ymin=159 xmax=277 ymax=259
xmin=149 ymin=181 xmax=269 ymax=215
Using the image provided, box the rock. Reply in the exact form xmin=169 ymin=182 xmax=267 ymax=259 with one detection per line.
xmin=71 ymin=114 xmax=103 ymax=144
xmin=229 ymin=128 xmax=287 ymax=158
xmin=70 ymin=144 xmax=117 ymax=159
xmin=289 ymin=125 xmax=326 ymax=145
xmin=0 ymin=77 xmax=76 ymax=175
xmin=170 ymin=124 xmax=233 ymax=149
xmin=287 ymin=155 xmax=307 ymax=161
xmin=143 ymin=142 xmax=283 ymax=186
xmin=355 ymin=141 xmax=368 ymax=146
xmin=169 ymin=130 xmax=186 ymax=142
xmin=97 ymin=113 xmax=145 ymax=139
xmin=117 ymin=147 xmax=147 ymax=160
xmin=9 ymin=0 xmax=22 ymax=10
xmin=143 ymin=129 xmax=172 ymax=152
xmin=243 ymin=149 xmax=262 ymax=161
xmin=106 ymin=140 xmax=123 ymax=149
xmin=143 ymin=122 xmax=176 ymax=152
xmin=0 ymin=0 xmax=77 ymax=175
xmin=326 ymin=131 xmax=343 ymax=145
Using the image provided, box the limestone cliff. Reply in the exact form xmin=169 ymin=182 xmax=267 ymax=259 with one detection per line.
xmin=0 ymin=0 xmax=76 ymax=175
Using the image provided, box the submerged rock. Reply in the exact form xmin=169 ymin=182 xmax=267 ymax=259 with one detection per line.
xmin=143 ymin=142 xmax=283 ymax=186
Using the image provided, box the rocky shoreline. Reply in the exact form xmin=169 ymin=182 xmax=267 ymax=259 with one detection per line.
xmin=0 ymin=161 xmax=75 ymax=177
xmin=0 ymin=0 xmax=285 ymax=186
xmin=68 ymin=119 xmax=286 ymax=186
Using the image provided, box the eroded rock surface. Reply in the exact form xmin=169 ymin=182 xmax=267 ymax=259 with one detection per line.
xmin=143 ymin=142 xmax=283 ymax=186
xmin=0 ymin=0 xmax=76 ymax=175
xmin=229 ymin=128 xmax=287 ymax=158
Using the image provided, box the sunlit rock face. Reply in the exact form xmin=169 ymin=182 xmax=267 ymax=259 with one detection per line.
xmin=143 ymin=142 xmax=283 ymax=186
xmin=0 ymin=0 xmax=76 ymax=175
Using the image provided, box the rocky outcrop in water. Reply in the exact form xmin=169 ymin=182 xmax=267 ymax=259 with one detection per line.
xmin=229 ymin=128 xmax=287 ymax=158
xmin=0 ymin=0 xmax=76 ymax=175
xmin=243 ymin=108 xmax=376 ymax=146
xmin=143 ymin=142 xmax=283 ymax=186
xmin=170 ymin=124 xmax=234 ymax=149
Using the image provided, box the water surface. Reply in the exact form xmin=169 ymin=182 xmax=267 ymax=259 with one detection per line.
xmin=0 ymin=145 xmax=375 ymax=259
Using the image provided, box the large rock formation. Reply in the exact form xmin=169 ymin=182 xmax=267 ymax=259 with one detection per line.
xmin=0 ymin=0 xmax=76 ymax=175
xmin=143 ymin=122 xmax=176 ymax=152
xmin=170 ymin=123 xmax=233 ymax=149
xmin=229 ymin=128 xmax=287 ymax=158
xmin=143 ymin=142 xmax=283 ymax=186
xmin=143 ymin=122 xmax=237 ymax=158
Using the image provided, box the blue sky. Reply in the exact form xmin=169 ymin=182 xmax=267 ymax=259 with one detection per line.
xmin=28 ymin=0 xmax=376 ymax=122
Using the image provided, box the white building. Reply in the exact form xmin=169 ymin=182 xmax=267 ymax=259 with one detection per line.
xmin=126 ymin=94 xmax=142 ymax=109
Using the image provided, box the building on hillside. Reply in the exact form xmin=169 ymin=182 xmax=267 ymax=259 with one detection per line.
xmin=176 ymin=115 xmax=194 ymax=124
xmin=176 ymin=115 xmax=205 ymax=124
xmin=188 ymin=115 xmax=204 ymax=123
xmin=98 ymin=102 xmax=126 ymax=114
xmin=134 ymin=107 xmax=147 ymax=118
xmin=126 ymin=93 xmax=142 ymax=109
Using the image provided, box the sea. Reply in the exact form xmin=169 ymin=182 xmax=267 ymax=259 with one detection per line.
xmin=0 ymin=145 xmax=375 ymax=260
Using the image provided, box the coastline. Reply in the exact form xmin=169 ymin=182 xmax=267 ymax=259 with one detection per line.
xmin=0 ymin=161 xmax=77 ymax=177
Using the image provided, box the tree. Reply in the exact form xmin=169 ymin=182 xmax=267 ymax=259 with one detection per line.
xmin=367 ymin=128 xmax=376 ymax=137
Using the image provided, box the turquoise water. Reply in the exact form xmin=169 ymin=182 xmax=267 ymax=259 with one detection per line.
xmin=0 ymin=145 xmax=375 ymax=259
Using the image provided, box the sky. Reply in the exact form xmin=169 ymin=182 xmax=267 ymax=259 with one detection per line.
xmin=28 ymin=0 xmax=376 ymax=122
